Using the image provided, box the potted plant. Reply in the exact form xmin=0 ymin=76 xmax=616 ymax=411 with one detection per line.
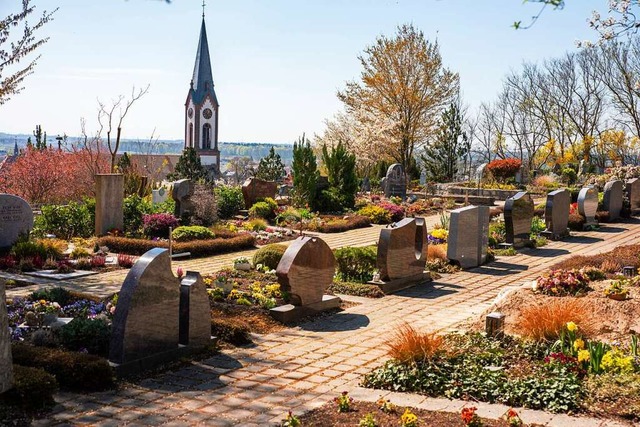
xmin=233 ymin=257 xmax=251 ymax=271
xmin=604 ymin=280 xmax=629 ymax=301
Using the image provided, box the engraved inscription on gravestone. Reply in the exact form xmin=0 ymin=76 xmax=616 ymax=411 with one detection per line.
xmin=504 ymin=192 xmax=533 ymax=248
xmin=627 ymin=178 xmax=640 ymax=215
xmin=447 ymin=205 xmax=490 ymax=269
xmin=382 ymin=163 xmax=406 ymax=199
xmin=542 ymin=189 xmax=570 ymax=240
xmin=578 ymin=186 xmax=599 ymax=227
xmin=0 ymin=194 xmax=34 ymax=249
xmin=0 ymin=280 xmax=13 ymax=393
xmin=603 ymin=180 xmax=624 ymax=221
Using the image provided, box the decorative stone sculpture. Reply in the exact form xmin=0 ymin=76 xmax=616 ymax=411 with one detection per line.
xmin=179 ymin=272 xmax=211 ymax=347
xmin=578 ymin=186 xmax=599 ymax=228
xmin=504 ymin=191 xmax=533 ymax=248
xmin=109 ymin=248 xmax=180 ymax=365
xmin=381 ymin=163 xmax=406 ymax=199
xmin=95 ymin=174 xmax=124 ymax=236
xmin=0 ymin=280 xmax=13 ymax=393
xmin=541 ymin=189 xmax=570 ymax=240
xmin=371 ymin=218 xmax=430 ymax=293
xmin=627 ymin=178 xmax=640 ymax=215
xmin=0 ymin=194 xmax=34 ymax=250
xmin=603 ymin=180 xmax=624 ymax=221
xmin=270 ymin=236 xmax=340 ymax=323
xmin=241 ymin=178 xmax=277 ymax=209
xmin=447 ymin=206 xmax=490 ymax=269
xmin=172 ymin=179 xmax=195 ymax=218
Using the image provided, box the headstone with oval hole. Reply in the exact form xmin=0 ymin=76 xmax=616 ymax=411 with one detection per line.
xmin=0 ymin=193 xmax=33 ymax=250
xmin=603 ymin=179 xmax=624 ymax=221
xmin=627 ymin=178 xmax=640 ymax=215
xmin=109 ymin=248 xmax=180 ymax=366
xmin=504 ymin=191 xmax=533 ymax=248
xmin=271 ymin=236 xmax=340 ymax=323
xmin=382 ymin=163 xmax=406 ymax=198
xmin=0 ymin=280 xmax=13 ymax=393
xmin=179 ymin=271 xmax=211 ymax=347
xmin=370 ymin=217 xmax=430 ymax=293
xmin=578 ymin=186 xmax=599 ymax=228
xmin=541 ymin=189 xmax=570 ymax=240
xmin=447 ymin=205 xmax=490 ymax=269
xmin=241 ymin=178 xmax=277 ymax=209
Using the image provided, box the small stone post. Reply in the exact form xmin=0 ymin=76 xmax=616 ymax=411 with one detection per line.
xmin=485 ymin=312 xmax=505 ymax=338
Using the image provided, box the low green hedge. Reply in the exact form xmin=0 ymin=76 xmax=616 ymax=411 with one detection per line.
xmin=2 ymin=365 xmax=58 ymax=410
xmin=11 ymin=343 xmax=115 ymax=392
xmin=334 ymin=246 xmax=377 ymax=283
xmin=97 ymin=234 xmax=256 ymax=257
xmin=327 ymin=281 xmax=385 ymax=298
xmin=252 ymin=243 xmax=288 ymax=270
xmin=211 ymin=318 xmax=251 ymax=346
xmin=314 ymin=215 xmax=371 ymax=233
xmin=172 ymin=225 xmax=215 ymax=242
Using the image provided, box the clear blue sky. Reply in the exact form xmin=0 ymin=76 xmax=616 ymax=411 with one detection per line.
xmin=0 ymin=0 xmax=606 ymax=143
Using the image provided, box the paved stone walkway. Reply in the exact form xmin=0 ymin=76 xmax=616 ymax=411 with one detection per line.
xmin=21 ymin=219 xmax=640 ymax=426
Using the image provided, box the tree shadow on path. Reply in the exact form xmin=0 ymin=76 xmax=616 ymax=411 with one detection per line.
xmin=471 ymin=261 xmax=528 ymax=276
xmin=522 ymin=247 xmax=570 ymax=257
xmin=299 ymin=312 xmax=370 ymax=332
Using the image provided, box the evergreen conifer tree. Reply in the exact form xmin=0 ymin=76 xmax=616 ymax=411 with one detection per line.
xmin=291 ymin=134 xmax=318 ymax=207
xmin=168 ymin=147 xmax=207 ymax=182
xmin=255 ymin=146 xmax=285 ymax=182
xmin=321 ymin=140 xmax=358 ymax=209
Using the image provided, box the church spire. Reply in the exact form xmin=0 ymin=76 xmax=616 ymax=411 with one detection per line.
xmin=191 ymin=11 xmax=218 ymax=106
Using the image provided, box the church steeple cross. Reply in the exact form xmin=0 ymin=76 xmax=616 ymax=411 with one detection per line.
xmin=202 ymin=0 xmax=206 ymax=18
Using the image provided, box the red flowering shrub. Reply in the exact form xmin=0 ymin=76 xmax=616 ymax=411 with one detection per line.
xmin=486 ymin=158 xmax=522 ymax=181
xmin=117 ymin=254 xmax=137 ymax=268
xmin=378 ymin=201 xmax=405 ymax=222
xmin=535 ymin=269 xmax=590 ymax=296
xmin=142 ymin=213 xmax=179 ymax=238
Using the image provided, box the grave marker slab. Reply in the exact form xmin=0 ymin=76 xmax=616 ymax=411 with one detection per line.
xmin=578 ymin=186 xmax=599 ymax=228
xmin=172 ymin=179 xmax=195 ymax=218
xmin=370 ymin=218 xmax=430 ymax=293
xmin=541 ymin=189 xmax=570 ymax=240
xmin=381 ymin=163 xmax=406 ymax=198
xmin=179 ymin=272 xmax=211 ymax=347
xmin=627 ymin=178 xmax=640 ymax=215
xmin=241 ymin=178 xmax=277 ymax=209
xmin=0 ymin=280 xmax=13 ymax=393
xmin=447 ymin=205 xmax=490 ymax=269
xmin=504 ymin=191 xmax=533 ymax=248
xmin=152 ymin=187 xmax=169 ymax=205
xmin=603 ymin=180 xmax=624 ymax=221
xmin=271 ymin=236 xmax=340 ymax=323
xmin=0 ymin=194 xmax=33 ymax=249
xmin=95 ymin=174 xmax=124 ymax=236
xmin=109 ymin=248 xmax=179 ymax=365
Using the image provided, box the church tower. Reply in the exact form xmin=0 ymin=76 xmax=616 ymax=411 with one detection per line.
xmin=184 ymin=6 xmax=220 ymax=175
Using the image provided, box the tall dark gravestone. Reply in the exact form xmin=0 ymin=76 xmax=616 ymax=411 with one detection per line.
xmin=381 ymin=163 xmax=406 ymax=198
xmin=0 ymin=194 xmax=33 ymax=250
xmin=541 ymin=189 xmax=570 ymax=240
xmin=578 ymin=186 xmax=599 ymax=228
xmin=504 ymin=191 xmax=533 ymax=248
xmin=371 ymin=217 xmax=430 ymax=293
xmin=241 ymin=178 xmax=277 ymax=209
xmin=270 ymin=236 xmax=340 ymax=323
xmin=603 ymin=180 xmax=624 ymax=221
xmin=179 ymin=272 xmax=211 ymax=347
xmin=0 ymin=281 xmax=13 ymax=393
xmin=447 ymin=206 xmax=490 ymax=269
xmin=109 ymin=248 xmax=180 ymax=365
xmin=626 ymin=178 xmax=640 ymax=215
xmin=172 ymin=179 xmax=195 ymax=218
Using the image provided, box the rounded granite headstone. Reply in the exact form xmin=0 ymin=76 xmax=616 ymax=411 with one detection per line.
xmin=0 ymin=194 xmax=33 ymax=250
xmin=578 ymin=186 xmax=598 ymax=225
xmin=603 ymin=180 xmax=624 ymax=221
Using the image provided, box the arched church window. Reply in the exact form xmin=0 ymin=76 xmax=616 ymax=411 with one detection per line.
xmin=203 ymin=123 xmax=211 ymax=149
xmin=189 ymin=124 xmax=193 ymax=147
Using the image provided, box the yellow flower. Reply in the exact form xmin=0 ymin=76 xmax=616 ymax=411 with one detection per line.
xmin=401 ymin=408 xmax=418 ymax=426
xmin=566 ymin=321 xmax=578 ymax=332
xmin=573 ymin=338 xmax=585 ymax=351
xmin=578 ymin=350 xmax=590 ymax=363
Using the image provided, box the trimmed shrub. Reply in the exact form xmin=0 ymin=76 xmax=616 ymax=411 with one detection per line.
xmin=5 ymin=365 xmax=58 ymax=409
xmin=245 ymin=218 xmax=268 ymax=232
xmin=334 ymin=246 xmax=377 ymax=282
xmin=252 ymin=243 xmax=288 ymax=269
xmin=215 ymin=185 xmax=244 ymax=218
xmin=33 ymin=199 xmax=95 ymax=239
xmin=561 ymin=168 xmax=577 ymax=185
xmin=358 ymin=205 xmax=391 ymax=224
xmin=211 ymin=317 xmax=251 ymax=345
xmin=314 ymin=215 xmax=371 ymax=233
xmin=11 ymin=343 xmax=115 ymax=391
xmin=172 ymin=226 xmax=215 ymax=242
xmin=29 ymin=287 xmax=73 ymax=307
xmin=327 ymin=281 xmax=385 ymax=298
xmin=568 ymin=214 xmax=585 ymax=231
xmin=486 ymin=158 xmax=522 ymax=181
xmin=142 ymin=213 xmax=179 ymax=238
xmin=59 ymin=317 xmax=111 ymax=357
xmin=248 ymin=197 xmax=277 ymax=220
xmin=98 ymin=234 xmax=256 ymax=257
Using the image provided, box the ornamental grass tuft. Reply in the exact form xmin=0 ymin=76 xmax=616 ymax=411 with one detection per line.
xmin=517 ymin=299 xmax=595 ymax=342
xmin=385 ymin=323 xmax=445 ymax=364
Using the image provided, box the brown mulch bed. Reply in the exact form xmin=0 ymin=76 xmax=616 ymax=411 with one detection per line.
xmin=297 ymin=400 xmax=543 ymax=427
xmin=550 ymin=244 xmax=640 ymax=274
xmin=295 ymin=214 xmax=372 ymax=233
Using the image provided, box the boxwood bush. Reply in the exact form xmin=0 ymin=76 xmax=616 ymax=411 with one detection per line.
xmin=4 ymin=365 xmax=58 ymax=409
xmin=172 ymin=225 xmax=215 ymax=242
xmin=98 ymin=234 xmax=255 ymax=257
xmin=334 ymin=246 xmax=377 ymax=282
xmin=252 ymin=243 xmax=288 ymax=270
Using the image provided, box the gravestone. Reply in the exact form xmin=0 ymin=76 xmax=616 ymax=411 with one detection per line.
xmin=447 ymin=205 xmax=490 ymax=269
xmin=626 ymin=178 xmax=640 ymax=215
xmin=152 ymin=187 xmax=169 ymax=205
xmin=361 ymin=176 xmax=371 ymax=192
xmin=270 ymin=236 xmax=340 ymax=323
xmin=109 ymin=248 xmax=179 ymax=365
xmin=241 ymin=178 xmax=277 ymax=209
xmin=0 ymin=280 xmax=13 ymax=393
xmin=419 ymin=170 xmax=427 ymax=186
xmin=541 ymin=189 xmax=570 ymax=240
xmin=578 ymin=186 xmax=599 ymax=228
xmin=381 ymin=163 xmax=406 ymax=198
xmin=371 ymin=217 xmax=430 ymax=293
xmin=475 ymin=163 xmax=488 ymax=184
xmin=179 ymin=272 xmax=211 ymax=347
xmin=172 ymin=179 xmax=195 ymax=218
xmin=603 ymin=179 xmax=624 ymax=221
xmin=95 ymin=174 xmax=124 ymax=236
xmin=503 ymin=191 xmax=533 ymax=248
xmin=0 ymin=194 xmax=33 ymax=250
